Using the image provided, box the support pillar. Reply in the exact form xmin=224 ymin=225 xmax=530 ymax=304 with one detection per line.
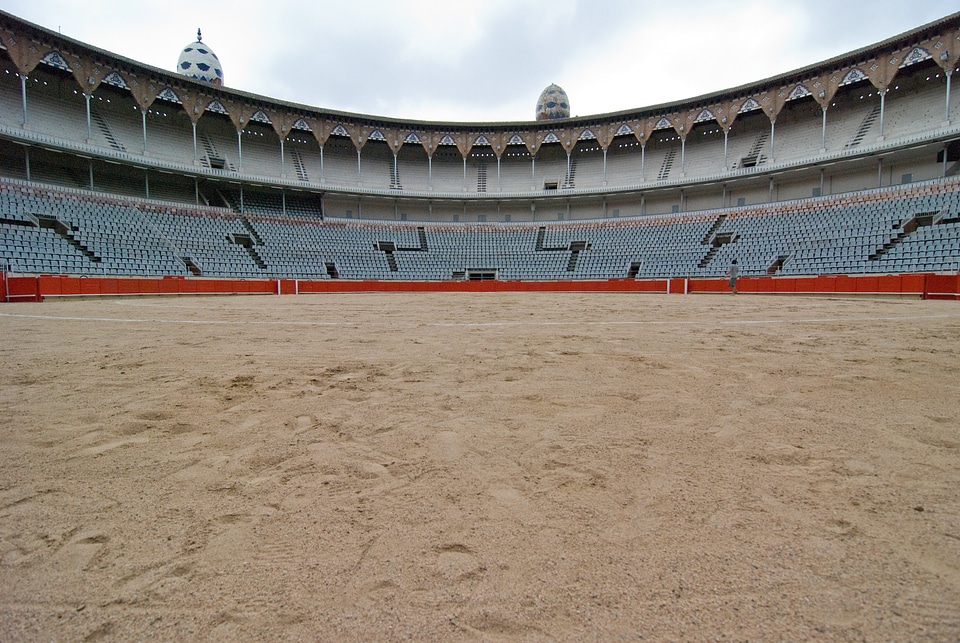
xmin=723 ymin=130 xmax=729 ymax=170
xmin=878 ymin=90 xmax=886 ymax=139
xmin=821 ymin=106 xmax=828 ymax=152
xmin=945 ymin=69 xmax=953 ymax=124
xmin=84 ymin=93 xmax=92 ymax=142
xmin=20 ymin=75 xmax=28 ymax=126
xmin=769 ymin=120 xmax=776 ymax=161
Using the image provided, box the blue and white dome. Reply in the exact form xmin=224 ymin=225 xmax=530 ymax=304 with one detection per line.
xmin=535 ymin=83 xmax=570 ymax=121
xmin=176 ymin=29 xmax=223 ymax=85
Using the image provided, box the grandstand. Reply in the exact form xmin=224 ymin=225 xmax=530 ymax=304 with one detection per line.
xmin=1 ymin=9 xmax=960 ymax=299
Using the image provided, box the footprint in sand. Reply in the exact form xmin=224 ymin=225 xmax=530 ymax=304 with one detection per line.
xmin=54 ymin=530 xmax=109 ymax=572
xmin=81 ymin=436 xmax=150 ymax=456
xmin=432 ymin=431 xmax=464 ymax=461
xmin=435 ymin=543 xmax=484 ymax=580
xmin=487 ymin=484 xmax=541 ymax=524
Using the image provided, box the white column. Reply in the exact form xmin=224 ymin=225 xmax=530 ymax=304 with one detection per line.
xmin=879 ymin=90 xmax=886 ymax=138
xmin=191 ymin=121 xmax=197 ymax=161
xmin=640 ymin=143 xmax=646 ymax=181
xmin=821 ymin=106 xmax=828 ymax=151
xmin=85 ymin=93 xmax=92 ymax=141
xmin=769 ymin=120 xmax=776 ymax=161
xmin=945 ymin=69 xmax=953 ymax=123
xmin=602 ymin=148 xmax=607 ymax=183
xmin=723 ymin=129 xmax=729 ymax=170
xmin=237 ymin=130 xmax=243 ymax=171
xmin=20 ymin=75 xmax=27 ymax=126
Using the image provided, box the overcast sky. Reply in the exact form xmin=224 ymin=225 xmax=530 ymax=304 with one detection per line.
xmin=4 ymin=1 xmax=958 ymax=123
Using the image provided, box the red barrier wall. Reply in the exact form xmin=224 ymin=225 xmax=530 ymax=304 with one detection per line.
xmin=926 ymin=274 xmax=960 ymax=300
xmin=2 ymin=273 xmax=958 ymax=302
xmin=5 ymin=275 xmax=42 ymax=301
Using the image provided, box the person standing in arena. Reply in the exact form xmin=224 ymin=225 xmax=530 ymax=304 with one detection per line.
xmin=726 ymin=259 xmax=740 ymax=294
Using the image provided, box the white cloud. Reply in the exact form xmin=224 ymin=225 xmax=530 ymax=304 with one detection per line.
xmin=561 ymin=2 xmax=813 ymax=116
xmin=3 ymin=0 xmax=957 ymax=121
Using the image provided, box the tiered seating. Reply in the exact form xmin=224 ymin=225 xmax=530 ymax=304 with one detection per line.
xmin=357 ymin=145 xmax=394 ymax=190
xmin=394 ymin=147 xmax=430 ymax=191
xmin=318 ymin=141 xmax=360 ymax=186
xmin=2 ymin=176 xmax=959 ymax=281
xmin=137 ymin=206 xmax=260 ymax=277
xmin=3 ymin=52 xmax=955 ymax=196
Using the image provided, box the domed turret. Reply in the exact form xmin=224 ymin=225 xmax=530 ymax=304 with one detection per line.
xmin=176 ymin=29 xmax=223 ymax=85
xmin=535 ymin=83 xmax=570 ymax=121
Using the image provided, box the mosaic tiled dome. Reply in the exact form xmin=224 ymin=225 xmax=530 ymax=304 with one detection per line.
xmin=176 ymin=29 xmax=223 ymax=85
xmin=535 ymin=83 xmax=570 ymax=120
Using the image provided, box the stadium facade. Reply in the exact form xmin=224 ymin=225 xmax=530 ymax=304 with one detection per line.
xmin=1 ymin=10 xmax=960 ymax=299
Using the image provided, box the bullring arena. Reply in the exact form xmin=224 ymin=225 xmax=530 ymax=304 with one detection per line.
xmin=1 ymin=6 xmax=960 ymax=642
xmin=1 ymin=293 xmax=959 ymax=640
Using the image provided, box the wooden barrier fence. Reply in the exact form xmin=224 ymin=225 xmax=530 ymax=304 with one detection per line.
xmin=2 ymin=273 xmax=959 ymax=302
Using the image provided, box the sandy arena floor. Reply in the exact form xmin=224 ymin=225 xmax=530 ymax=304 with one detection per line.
xmin=1 ymin=292 xmax=959 ymax=641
